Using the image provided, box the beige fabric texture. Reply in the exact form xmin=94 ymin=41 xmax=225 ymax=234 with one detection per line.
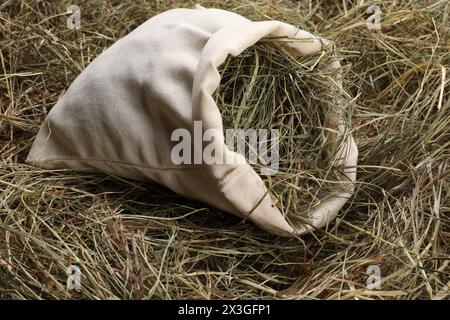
xmin=27 ymin=6 xmax=358 ymax=237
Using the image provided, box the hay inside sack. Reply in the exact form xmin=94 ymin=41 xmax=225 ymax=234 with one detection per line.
xmin=215 ymin=39 xmax=353 ymax=226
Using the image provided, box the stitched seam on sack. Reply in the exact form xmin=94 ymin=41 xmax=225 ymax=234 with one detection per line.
xmin=32 ymin=157 xmax=251 ymax=218
xmin=216 ymin=164 xmax=247 ymax=192
xmin=32 ymin=158 xmax=211 ymax=171
xmin=216 ymin=164 xmax=270 ymax=220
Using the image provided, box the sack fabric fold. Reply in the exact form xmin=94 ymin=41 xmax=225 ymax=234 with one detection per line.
xmin=27 ymin=6 xmax=358 ymax=237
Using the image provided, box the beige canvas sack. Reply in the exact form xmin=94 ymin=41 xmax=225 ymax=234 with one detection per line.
xmin=27 ymin=6 xmax=358 ymax=237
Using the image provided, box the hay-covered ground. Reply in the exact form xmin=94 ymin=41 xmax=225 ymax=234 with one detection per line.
xmin=0 ymin=0 xmax=449 ymax=299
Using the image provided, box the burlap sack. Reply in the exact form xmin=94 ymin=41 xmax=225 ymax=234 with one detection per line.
xmin=27 ymin=6 xmax=358 ymax=237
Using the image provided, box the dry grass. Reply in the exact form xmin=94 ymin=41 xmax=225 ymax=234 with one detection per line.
xmin=0 ymin=0 xmax=449 ymax=299
xmin=216 ymin=40 xmax=351 ymax=223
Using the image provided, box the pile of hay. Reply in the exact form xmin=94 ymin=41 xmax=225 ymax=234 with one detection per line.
xmin=216 ymin=40 xmax=350 ymax=224
xmin=0 ymin=0 xmax=449 ymax=299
